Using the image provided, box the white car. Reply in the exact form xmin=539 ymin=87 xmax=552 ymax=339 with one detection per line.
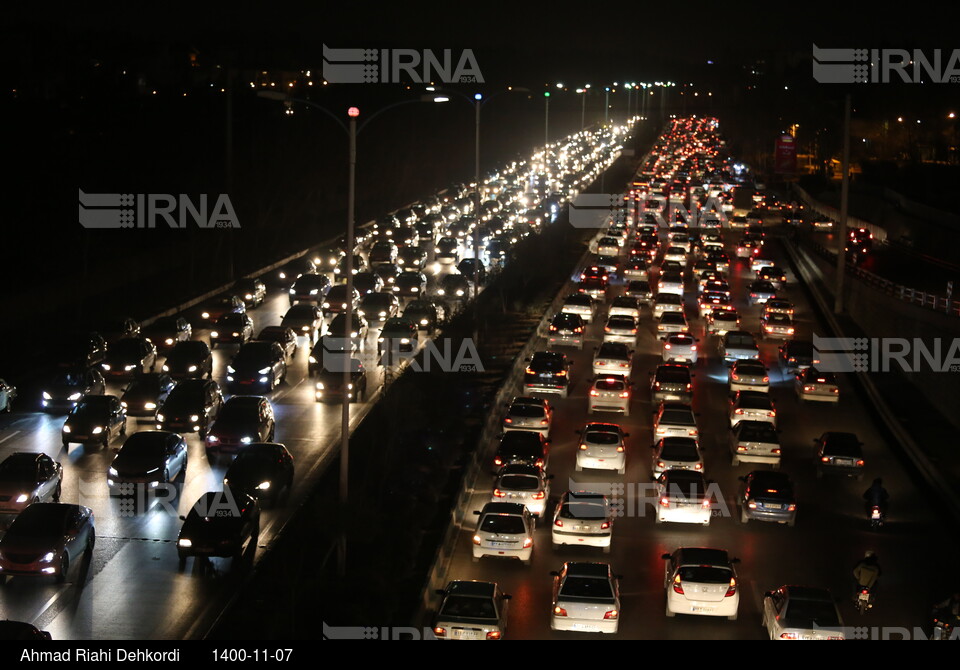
xmin=653 ymin=293 xmax=685 ymax=319
xmin=491 ymin=464 xmax=550 ymax=517
xmin=657 ymin=312 xmax=689 ymax=334
xmin=596 ymin=236 xmax=621 ymax=256
xmin=575 ymin=422 xmax=628 ymax=474
xmin=561 ymin=294 xmax=597 ymax=324
xmin=552 ymin=491 xmax=613 ymax=553
xmin=433 ymin=581 xmax=510 ymax=641
xmin=502 ymin=396 xmax=553 ymax=437
xmin=729 ymin=391 xmax=777 ymax=428
xmin=651 ymin=437 xmax=703 ymax=478
xmin=588 ymin=375 xmax=632 ymax=417
xmin=472 ymin=502 xmax=535 ymax=564
xmin=721 ymin=331 xmax=760 ymax=365
xmin=729 ymin=360 xmax=770 ymax=394
xmin=698 ymin=293 xmax=732 ymax=318
xmin=603 ymin=315 xmax=638 ymax=346
xmin=730 ymin=420 xmax=782 ymax=467
xmin=657 ymin=272 xmax=685 ymax=295
xmin=663 ymin=548 xmax=740 ymax=620
xmin=608 ymin=296 xmax=641 ymax=321
xmin=551 ymin=562 xmax=621 ymax=634
xmin=661 ymin=333 xmax=698 ymax=365
xmin=795 ymin=367 xmax=840 ymax=404
xmin=655 ymin=470 xmax=711 ymax=525
xmin=592 ymin=342 xmax=633 ymax=378
xmin=761 ymin=313 xmax=796 ymax=340
xmin=762 ymin=586 xmax=845 ymax=640
xmin=707 ymin=309 xmax=741 ymax=337
xmin=663 ymin=246 xmax=688 ymax=266
xmin=652 ymin=402 xmax=699 ymax=440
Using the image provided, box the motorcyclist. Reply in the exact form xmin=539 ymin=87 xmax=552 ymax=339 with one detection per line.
xmin=853 ymin=550 xmax=882 ymax=593
xmin=863 ymin=478 xmax=889 ymax=514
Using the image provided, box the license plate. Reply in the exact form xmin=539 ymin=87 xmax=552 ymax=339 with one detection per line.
xmin=762 ymin=503 xmax=783 ymax=510
xmin=489 ymin=541 xmax=511 ymax=548
xmin=570 ymin=624 xmax=595 ymax=631
xmin=73 ymin=435 xmax=88 ymax=440
xmin=691 ymin=606 xmax=714 ymax=613
xmin=837 ymin=458 xmax=854 ymax=466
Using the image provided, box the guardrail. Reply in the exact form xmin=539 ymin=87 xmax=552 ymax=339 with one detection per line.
xmin=804 ymin=240 xmax=960 ymax=317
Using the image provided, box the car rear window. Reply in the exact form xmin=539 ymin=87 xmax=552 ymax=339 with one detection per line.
xmin=559 ymin=577 xmax=614 ymax=601
xmin=498 ymin=475 xmax=540 ymax=491
xmin=660 ymin=409 xmax=694 ymax=425
xmin=678 ymin=566 xmax=731 ymax=583
xmin=480 ymin=515 xmax=527 ymax=534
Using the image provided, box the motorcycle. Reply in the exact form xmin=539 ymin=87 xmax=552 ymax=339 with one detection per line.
xmin=869 ymin=504 xmax=885 ymax=529
xmin=932 ymin=607 xmax=960 ymax=640
xmin=855 ymin=586 xmax=874 ymax=615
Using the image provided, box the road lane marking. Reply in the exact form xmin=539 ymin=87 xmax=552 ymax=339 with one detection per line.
xmin=0 ymin=431 xmax=20 ymax=446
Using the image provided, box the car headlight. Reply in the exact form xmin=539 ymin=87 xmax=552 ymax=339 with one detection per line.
xmin=92 ymin=426 xmax=103 ymax=435
xmin=310 ymin=288 xmax=319 ymax=295
xmin=188 ymin=365 xmax=198 ymax=372
xmin=258 ymin=367 xmax=271 ymax=375
xmin=120 ymin=401 xmax=128 ymax=408
xmin=256 ymin=481 xmax=271 ymax=490
xmin=178 ymin=539 xmax=192 ymax=548
xmin=42 ymin=391 xmax=52 ymax=400
xmin=289 ymin=288 xmax=296 ymax=294
xmin=156 ymin=413 xmax=165 ymax=422
xmin=227 ymin=365 xmax=235 ymax=374
xmin=62 ymin=425 xmax=71 ymax=433
xmin=144 ymin=402 xmax=157 ymax=410
xmin=189 ymin=414 xmax=199 ymax=423
xmin=101 ymin=364 xmax=111 ymax=371
xmin=210 ymin=331 xmax=219 ymax=338
xmin=201 ymin=312 xmax=211 ymax=319
xmin=245 ymin=294 xmax=254 ymax=300
xmin=40 ymin=552 xmax=55 ymax=563
xmin=400 ymin=338 xmax=410 ymax=344
xmin=15 ymin=494 xmax=28 ymax=504
xmin=109 ymin=467 xmax=118 ymax=477
xmin=241 ymin=437 xmax=253 ymax=445
xmin=232 ymin=332 xmax=239 ymax=337
xmin=302 ymin=326 xmax=310 ymax=331
xmin=419 ymin=318 xmax=429 ymax=325
xmin=322 ymin=302 xmax=330 ymax=308
xmin=316 ymin=382 xmax=324 ymax=390
xmin=162 ymin=364 xmax=170 ymax=371
xmin=308 ymin=356 xmax=317 ymax=363
xmin=165 ymin=338 xmax=174 ymax=345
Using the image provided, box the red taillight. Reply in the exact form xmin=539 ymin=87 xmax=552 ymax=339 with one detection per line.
xmin=540 ymin=419 xmax=549 ymax=425
xmin=725 ymin=578 xmax=737 ymax=597
xmin=533 ymin=491 xmax=545 ymax=500
xmin=747 ymin=501 xmax=757 ymax=509
xmin=600 ymin=521 xmax=610 ymax=529
xmin=522 ymin=537 xmax=533 ymax=549
xmin=486 ymin=631 xmax=502 ymax=640
xmin=856 ymin=459 xmax=865 ymax=466
xmin=472 ymin=535 xmax=482 ymax=545
xmin=672 ymin=573 xmax=684 ymax=594
xmin=617 ymin=445 xmax=625 ymax=452
xmin=762 ymin=376 xmax=769 ymax=382
xmin=590 ymin=389 xmax=600 ymax=396
xmin=685 ymin=383 xmax=692 ymax=390
xmin=549 ymin=325 xmax=557 ymax=332
xmin=434 ymin=627 xmax=446 ymax=636
xmin=574 ymin=327 xmax=583 ymax=333
xmin=734 ymin=408 xmax=744 ymax=415
xmin=694 ymin=463 xmax=703 ymax=470
xmin=659 ymin=496 xmax=670 ymax=507
xmin=603 ymin=610 xmax=619 ymax=620
xmin=619 ymin=391 xmax=630 ymax=398
xmin=787 ymin=504 xmax=796 ymax=512
xmin=504 ymin=418 xmax=513 ymax=424
xmin=691 ymin=345 xmax=697 ymax=351
xmin=664 ymin=344 xmax=672 ymax=350
xmin=605 ymin=327 xmax=611 ymax=332
xmin=493 ymin=488 xmax=506 ymax=497
xmin=554 ymin=606 xmax=567 ymax=617
xmin=821 ymin=456 xmax=830 ymax=463
xmin=554 ymin=518 xmax=563 ymax=527
xmin=701 ymin=498 xmax=711 ymax=508
xmin=493 ymin=457 xmax=503 ymax=466
xmin=525 ymin=366 xmax=534 ymax=375
xmin=731 ymin=373 xmax=739 ymax=380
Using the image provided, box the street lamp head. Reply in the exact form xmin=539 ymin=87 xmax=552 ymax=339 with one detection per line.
xmin=348 ymin=107 xmax=360 ymax=118
xmin=474 ymin=93 xmax=483 ymax=101
xmin=431 ymin=96 xmax=450 ymax=103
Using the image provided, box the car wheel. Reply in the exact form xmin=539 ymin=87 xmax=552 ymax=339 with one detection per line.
xmin=787 ymin=516 xmax=796 ymax=528
xmin=56 ymin=554 xmax=69 ymax=583
xmin=53 ymin=482 xmax=62 ymax=503
xmin=665 ymin=602 xmax=676 ymax=617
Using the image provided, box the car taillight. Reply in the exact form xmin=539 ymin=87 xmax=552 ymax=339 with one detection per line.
xmin=762 ymin=376 xmax=769 ymax=383
xmin=767 ymin=411 xmax=775 ymax=417
xmin=659 ymin=496 xmax=670 ymax=507
xmin=701 ymin=498 xmax=711 ymax=508
xmin=504 ymin=418 xmax=513 ymax=423
xmin=533 ymin=491 xmax=545 ymax=500
xmin=540 ymin=419 xmax=549 ymax=425
xmin=525 ymin=367 xmax=535 ymax=375
xmin=780 ymin=632 xmax=800 ymax=640
xmin=473 ymin=535 xmax=482 ymax=545
xmin=493 ymin=488 xmax=506 ymax=497
xmin=574 ymin=327 xmax=583 ymax=333
xmin=772 ymin=448 xmax=781 ymax=455
xmin=600 ymin=521 xmax=610 ymax=529
xmin=522 ymin=537 xmax=533 ymax=549
xmin=737 ymin=446 xmax=748 ymax=453
xmin=734 ymin=408 xmax=744 ymax=415
xmin=787 ymin=504 xmax=796 ymax=512
xmin=856 ymin=459 xmax=865 ymax=466
xmin=590 ymin=389 xmax=599 ymax=396
xmin=694 ymin=463 xmax=703 ymax=470
xmin=804 ymin=385 xmax=815 ymax=392
xmin=554 ymin=518 xmax=563 ymax=527
xmin=654 ymin=381 xmax=661 ymax=389
xmin=597 ymin=361 xmax=607 ymax=366
xmin=485 ymin=631 xmax=502 ymax=640
xmin=821 ymin=456 xmax=830 ymax=463
xmin=619 ymin=391 xmax=630 ymax=398
xmin=617 ymin=444 xmax=624 ymax=452
xmin=603 ymin=610 xmax=619 ymax=620
xmin=605 ymin=327 xmax=611 ymax=332
xmin=725 ymin=578 xmax=737 ymax=597
xmin=664 ymin=344 xmax=671 ymax=350
xmin=686 ymin=383 xmax=692 ymax=391
xmin=747 ymin=501 xmax=757 ymax=509
xmin=691 ymin=345 xmax=697 ymax=351
xmin=554 ymin=606 xmax=567 ymax=617
xmin=433 ymin=627 xmax=446 ymax=637
xmin=493 ymin=457 xmax=503 ymax=466
xmin=549 ymin=325 xmax=557 ymax=332
xmin=832 ymin=388 xmax=839 ymax=394
xmin=731 ymin=373 xmax=739 ymax=380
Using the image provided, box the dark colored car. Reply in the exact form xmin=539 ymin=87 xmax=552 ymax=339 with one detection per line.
xmin=274 ymin=257 xmax=317 ymax=288
xmin=321 ymin=285 xmax=361 ymax=317
xmin=177 ymin=491 xmax=260 ymax=568
xmin=227 ymin=342 xmax=287 ymax=391
xmin=0 ymin=621 xmax=52 ymax=640
xmin=288 ymin=273 xmax=332 ymax=306
xmin=223 ymin=443 xmax=295 ymax=508
xmin=256 ymin=326 xmax=298 ymax=359
xmin=779 ymin=339 xmax=816 ymax=373
xmin=198 ymin=296 xmax=246 ymax=326
xmin=120 ymin=372 xmax=176 ymax=418
xmin=282 ymin=303 xmax=324 ymax=342
xmin=233 ymin=278 xmax=267 ymax=308
xmin=398 ymin=246 xmax=427 ymax=269
xmin=353 ymin=271 xmax=385 ymax=295
xmin=0 ymin=453 xmax=63 ymax=516
xmin=0 ymin=503 xmax=95 ymax=583
xmin=41 ymin=367 xmax=105 ymax=412
xmin=100 ymin=317 xmax=141 ymax=344
xmin=101 ymin=337 xmax=157 ymax=377
xmin=205 ymin=396 xmax=276 ymax=456
xmin=145 ymin=316 xmax=192 ymax=353
xmin=315 ymin=360 xmax=367 ymax=403
xmin=378 ymin=317 xmax=419 ymax=354
xmin=457 ymin=258 xmax=487 ymax=284
xmin=55 ymin=332 xmax=108 ymax=368
xmin=107 ymin=431 xmax=188 ymax=490
xmin=404 ymin=299 xmax=442 ymax=334
xmin=524 ymin=351 xmax=572 ymax=398
xmin=738 ymin=470 xmax=797 ymax=526
xmin=358 ymin=292 xmax=400 ymax=323
xmin=163 ymin=340 xmax=213 ymax=379
xmin=651 ymin=364 xmax=694 ymax=403
xmin=368 ymin=240 xmax=399 ymax=265
xmin=210 ymin=313 xmax=254 ymax=349
xmin=62 ymin=395 xmax=126 ymax=448
xmin=815 ymin=432 xmax=865 ymax=479
xmin=156 ymin=379 xmax=224 ymax=438
xmin=492 ymin=431 xmax=550 ymax=471
xmin=394 ymin=271 xmax=428 ymax=297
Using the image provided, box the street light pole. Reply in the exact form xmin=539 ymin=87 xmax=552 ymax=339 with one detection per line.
xmin=544 ymin=92 xmax=550 ymax=147
xmin=604 ymin=87 xmax=610 ymax=125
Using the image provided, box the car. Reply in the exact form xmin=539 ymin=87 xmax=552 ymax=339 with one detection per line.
xmin=107 ymin=430 xmax=188 ymax=491
xmin=575 ymin=422 xmax=628 ymax=474
xmin=651 ymin=365 xmax=694 ymax=403
xmin=698 ymin=292 xmax=733 ymax=317
xmin=100 ymin=316 xmax=141 ymax=344
xmin=177 ymin=490 xmax=260 ymax=569
xmin=0 ymin=453 xmax=63 ymax=517
xmin=368 ymin=240 xmax=399 ymax=265
xmin=210 ymin=313 xmax=255 ymax=349
xmin=156 ymin=378 xmax=224 ymax=438
xmin=663 ymin=246 xmax=688 ymax=266
xmin=592 ymin=342 xmax=633 ymax=378
xmin=846 ymin=227 xmax=874 ymax=256
xmin=502 ymin=396 xmax=553 ymax=437
xmin=661 ymin=333 xmax=698 ymax=365
xmin=288 ymin=273 xmax=332 ymax=305
xmin=352 ymin=271 xmax=385 ymax=296
xmin=378 ymin=317 xmax=419 ymax=356
xmin=101 ymin=337 xmax=157 ymax=377
xmin=815 ymin=432 xmax=865 ymax=479
xmin=41 ymin=367 xmax=106 ymax=411
xmin=594 ymin=255 xmax=620 ymax=277
xmin=333 ymin=254 xmax=367 ymax=280
xmin=625 ymin=280 xmax=653 ymax=306
xmin=403 ymin=299 xmax=443 ymax=334
xmin=548 ymin=313 xmax=585 ymax=350
xmin=372 ymin=263 xmax=402 ymax=287
xmin=748 ymin=280 xmax=777 ymax=305
xmin=735 ymin=238 xmax=761 ymax=259
xmin=762 ymin=586 xmax=845 ymax=640
xmin=274 ymin=257 xmax=317 ymax=287
xmin=315 ymin=359 xmax=367 ymax=403
xmin=62 ymin=394 xmax=126 ymax=448
xmin=657 ymin=311 xmax=689 ymax=334
xmin=608 ymin=296 xmax=640 ymax=321
xmin=397 ymin=246 xmax=427 ymax=269
xmin=652 ymin=402 xmax=699 ymax=440
xmin=705 ymin=251 xmax=730 ymax=273
xmin=588 ymin=374 xmax=631 ymax=416
xmin=577 ymin=276 xmax=607 ymax=301
xmin=663 ymin=548 xmax=740 ymax=620
xmin=580 ymin=265 xmax=610 ymax=285
xmin=223 ymin=442 xmax=295 ymax=508
xmin=393 ymin=271 xmax=428 ymax=297
xmin=795 ymin=367 xmax=840 ymax=404
xmin=524 ymin=351 xmax=572 ymax=398
xmin=437 ymin=274 xmax=472 ymax=301
xmin=596 ymin=236 xmax=621 ymax=256
xmin=651 ymin=437 xmax=703 ymax=478
xmin=328 ymin=313 xmax=370 ymax=353
xmin=729 ymin=359 xmax=770 ymax=394
xmin=162 ymin=340 xmax=214 ymax=379
xmin=655 ymin=470 xmax=712 ymax=525
xmin=761 ymin=313 xmax=796 ymax=339
xmin=603 ymin=315 xmax=638 ymax=346
xmin=561 ymin=294 xmax=597 ymax=324
xmin=433 ymin=581 xmax=511 ymax=641
xmin=764 ymin=298 xmax=795 ymax=317
xmin=233 ymin=278 xmax=267 ymax=308
xmin=551 ymin=491 xmax=613 ymax=552
xmin=621 ymin=258 xmax=649 ymax=280
xmin=706 ymin=309 xmax=740 ymax=337
xmin=721 ymin=331 xmax=760 ymax=364
xmin=757 ymin=266 xmax=787 ymax=290
xmin=491 ymin=464 xmax=551 ymax=517
xmin=492 ymin=431 xmax=550 ymax=471
xmin=322 ymin=284 xmax=362 ymax=317
xmin=550 ymin=562 xmax=621 ymax=634
xmin=435 ymin=236 xmax=461 ymax=264
xmin=730 ymin=420 xmax=781 ymax=467
xmin=197 ymin=296 xmax=245 ymax=327
xmin=0 ymin=503 xmax=95 ymax=583
xmin=282 ymin=304 xmax=324 ymax=343
xmin=779 ymin=339 xmax=816 ymax=373
xmin=738 ymin=470 xmax=797 ymax=526
xmin=145 ymin=316 xmax=192 ymax=353
xmin=227 ymin=341 xmax=287 ymax=391
xmin=457 ymin=258 xmax=487 ymax=285
xmin=255 ymin=326 xmax=298 ymax=360
xmin=653 ymin=292 xmax=685 ymax=319
xmin=120 ymin=372 xmax=176 ymax=418
xmin=472 ymin=502 xmax=535 ymax=564
xmin=55 ymin=332 xmax=108 ymax=368
xmin=205 ymin=396 xmax=276 ymax=457
xmin=729 ymin=390 xmax=776 ymax=428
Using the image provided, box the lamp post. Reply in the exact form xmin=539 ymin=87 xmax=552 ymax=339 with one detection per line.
xmin=604 ymin=87 xmax=610 ymax=125
xmin=257 ymin=91 xmax=430 ymax=577
xmin=544 ymin=91 xmax=550 ymax=148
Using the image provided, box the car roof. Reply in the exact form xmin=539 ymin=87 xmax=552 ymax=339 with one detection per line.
xmin=446 ymin=581 xmax=496 ymax=597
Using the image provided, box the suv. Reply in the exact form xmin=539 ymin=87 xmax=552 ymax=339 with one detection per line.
xmin=524 ymin=352 xmax=572 ymax=398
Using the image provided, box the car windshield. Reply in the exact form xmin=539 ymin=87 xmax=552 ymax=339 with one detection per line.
xmin=530 ymin=355 xmax=564 ymax=373
xmin=595 ymin=379 xmax=625 ymax=391
xmin=439 ymin=595 xmax=496 ymax=620
xmin=51 ymin=372 xmax=84 ymax=387
xmin=111 ymin=339 xmax=143 ymax=356
xmin=823 ymin=435 xmax=862 ymax=456
xmin=174 ymin=341 xmax=208 ymax=356
xmin=660 ymin=313 xmax=686 ymax=324
xmin=126 ymin=376 xmax=162 ymax=393
xmin=498 ymin=475 xmax=539 ymax=491
xmin=657 ymin=369 xmax=690 ymax=383
xmin=72 ymin=397 xmax=110 ymax=414
xmin=559 ymin=577 xmax=614 ymax=601
xmin=678 ymin=566 xmax=731 ymax=583
xmin=479 ymin=515 xmax=527 ymax=534
xmin=726 ymin=334 xmax=756 ymax=348
xmin=217 ymin=314 xmax=247 ymax=327
xmin=234 ymin=344 xmax=275 ymax=363
xmin=6 ymin=506 xmax=68 ymax=537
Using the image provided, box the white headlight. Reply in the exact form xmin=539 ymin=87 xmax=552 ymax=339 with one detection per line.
xmin=42 ymin=391 xmax=52 ymax=400
xmin=40 ymin=552 xmax=55 ymax=563
xmin=102 ymin=364 xmax=111 ymax=371
xmin=156 ymin=414 xmax=165 ymax=422
xmin=15 ymin=494 xmax=28 ymax=504
xmin=256 ymin=481 xmax=271 ymax=490
xmin=92 ymin=426 xmax=103 ymax=434
xmin=144 ymin=402 xmax=157 ymax=410
xmin=190 ymin=415 xmax=199 ymax=422
xmin=63 ymin=425 xmax=71 ymax=433
xmin=178 ymin=539 xmax=192 ymax=548
xmin=109 ymin=467 xmax=118 ymax=477
xmin=210 ymin=331 xmax=219 ymax=338
xmin=308 ymin=356 xmax=317 ymax=363
xmin=188 ymin=365 xmax=198 ymax=372
xmin=241 ymin=437 xmax=253 ymax=444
